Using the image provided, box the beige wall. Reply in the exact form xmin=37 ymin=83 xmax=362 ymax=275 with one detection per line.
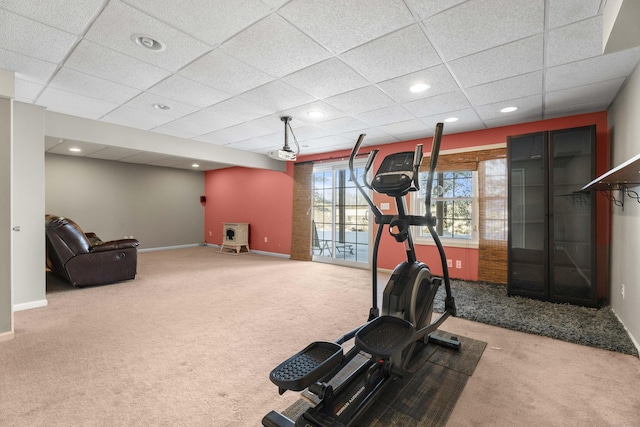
xmin=608 ymin=61 xmax=640 ymax=349
xmin=0 ymin=97 xmax=12 ymax=338
xmin=45 ymin=154 xmax=205 ymax=250
xmin=12 ymin=102 xmax=46 ymax=310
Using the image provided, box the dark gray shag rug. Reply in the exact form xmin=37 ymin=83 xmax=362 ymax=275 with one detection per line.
xmin=433 ymin=280 xmax=638 ymax=357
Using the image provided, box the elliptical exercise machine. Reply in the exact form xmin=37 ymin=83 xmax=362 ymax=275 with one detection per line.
xmin=263 ymin=123 xmax=460 ymax=427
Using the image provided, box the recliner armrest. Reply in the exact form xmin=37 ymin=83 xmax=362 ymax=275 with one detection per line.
xmin=90 ymin=239 xmax=140 ymax=252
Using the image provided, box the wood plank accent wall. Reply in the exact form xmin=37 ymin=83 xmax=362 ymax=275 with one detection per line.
xmin=421 ymin=148 xmax=508 ymax=284
xmin=290 ymin=162 xmax=313 ymax=261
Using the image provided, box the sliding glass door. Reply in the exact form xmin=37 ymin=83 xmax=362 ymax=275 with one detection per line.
xmin=312 ymin=161 xmax=369 ymax=266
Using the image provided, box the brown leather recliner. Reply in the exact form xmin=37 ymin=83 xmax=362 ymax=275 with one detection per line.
xmin=45 ymin=215 xmax=140 ymax=286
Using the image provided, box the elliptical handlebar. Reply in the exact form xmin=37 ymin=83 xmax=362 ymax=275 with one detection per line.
xmin=349 ymin=134 xmax=382 ymax=221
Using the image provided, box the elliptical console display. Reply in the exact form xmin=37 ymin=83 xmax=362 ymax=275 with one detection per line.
xmin=262 ymin=123 xmax=460 ymax=427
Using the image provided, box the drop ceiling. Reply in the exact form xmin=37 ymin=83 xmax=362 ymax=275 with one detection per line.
xmin=2 ymin=0 xmax=639 ymax=170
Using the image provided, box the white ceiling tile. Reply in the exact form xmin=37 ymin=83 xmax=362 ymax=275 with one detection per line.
xmin=0 ymin=9 xmax=78 ymax=63
xmin=545 ymin=78 xmax=625 ymax=111
xmin=546 ymin=47 xmax=640 ymax=92
xmin=466 ymin=71 xmax=543 ymax=106
xmin=324 ymin=86 xmax=395 ymax=115
xmin=85 ymin=1 xmax=212 ymax=72
xmin=152 ymin=118 xmax=217 ymax=139
xmin=124 ymin=92 xmax=200 ymax=120
xmin=220 ymin=14 xmax=330 ymax=77
xmin=356 ymin=105 xmax=415 ymax=126
xmin=184 ymin=97 xmax=275 ymax=133
xmin=543 ymin=101 xmax=607 ymax=120
xmin=125 ymin=0 xmax=271 ymax=46
xmin=0 ymin=0 xmax=104 ymax=34
xmin=422 ymin=0 xmax=544 ymax=61
xmin=287 ymin=124 xmax=332 ymax=141
xmin=339 ymin=24 xmax=441 ymax=83
xmin=420 ymin=108 xmax=483 ymax=131
xmin=343 ymin=128 xmax=398 ymax=146
xmin=305 ymin=134 xmax=353 ymax=149
xmin=405 ymin=0 xmax=468 ymax=19
xmin=179 ymin=50 xmax=274 ymax=95
xmin=448 ymin=34 xmax=544 ymax=88
xmin=475 ymin=94 xmax=542 ymax=121
xmin=226 ymin=133 xmax=283 ymax=152
xmin=239 ymin=80 xmax=317 ymax=111
xmin=403 ymin=91 xmax=470 ymax=117
xmin=48 ymin=68 xmax=141 ymax=104
xmin=319 ymin=116 xmax=369 ymax=134
xmin=14 ymin=79 xmax=43 ymax=103
xmin=280 ymin=100 xmax=348 ymax=125
xmin=147 ymin=75 xmax=231 ymax=108
xmin=377 ymin=119 xmax=432 ymax=139
xmin=47 ymin=139 xmax=108 ymax=156
xmin=483 ymin=111 xmax=543 ymax=128
xmin=0 ymin=47 xmax=57 ymax=83
xmin=548 ymin=0 xmax=602 ymax=29
xmin=196 ymin=116 xmax=283 ymax=145
xmin=37 ymin=87 xmax=119 ymax=119
xmin=283 ymin=58 xmax=370 ymax=99
xmin=279 ymin=0 xmax=414 ymax=54
xmin=65 ymin=40 xmax=171 ymax=90
xmin=377 ymin=64 xmax=459 ymax=103
xmin=119 ymin=151 xmax=174 ymax=164
xmin=87 ymin=146 xmax=144 ymax=161
xmin=547 ymin=16 xmax=602 ymax=67
xmin=101 ymin=105 xmax=175 ymax=129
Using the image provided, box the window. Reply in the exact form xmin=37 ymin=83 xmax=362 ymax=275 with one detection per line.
xmin=413 ymin=170 xmax=478 ymax=246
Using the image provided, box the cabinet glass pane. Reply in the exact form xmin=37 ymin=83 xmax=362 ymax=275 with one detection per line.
xmin=509 ymin=134 xmax=546 ymax=295
xmin=550 ymin=127 xmax=594 ymax=302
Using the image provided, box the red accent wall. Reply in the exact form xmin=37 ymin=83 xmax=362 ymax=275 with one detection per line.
xmin=204 ymin=164 xmax=293 ymax=255
xmin=204 ymin=112 xmax=609 ymax=282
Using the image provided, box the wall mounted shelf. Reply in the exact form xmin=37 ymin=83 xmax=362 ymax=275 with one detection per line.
xmin=580 ymin=152 xmax=640 ymax=208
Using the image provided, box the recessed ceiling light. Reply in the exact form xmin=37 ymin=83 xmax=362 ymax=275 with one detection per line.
xmin=153 ymin=103 xmax=171 ymax=111
xmin=307 ymin=111 xmax=324 ymax=119
xmin=192 ymin=163 xmax=200 ymax=168
xmin=131 ymin=34 xmax=166 ymax=52
xmin=444 ymin=117 xmax=458 ymax=123
xmin=69 ymin=147 xmax=81 ymax=152
xmin=500 ymin=106 xmax=518 ymax=113
xmin=410 ymin=83 xmax=431 ymax=93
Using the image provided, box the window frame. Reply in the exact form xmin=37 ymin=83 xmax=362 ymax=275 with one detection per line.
xmin=411 ymin=169 xmax=479 ymax=249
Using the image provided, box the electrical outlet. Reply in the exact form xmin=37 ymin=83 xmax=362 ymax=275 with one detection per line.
xmin=621 ymin=284 xmax=625 ymax=299
xmin=208 ymin=230 xmax=212 ymax=237
xmin=264 ymin=237 xmax=268 ymax=242
xmin=456 ymin=260 xmax=462 ymax=269
xmin=447 ymin=259 xmax=452 ymax=268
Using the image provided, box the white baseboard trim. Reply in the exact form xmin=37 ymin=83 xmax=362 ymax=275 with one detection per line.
xmin=205 ymin=243 xmax=290 ymax=258
xmin=13 ymin=299 xmax=48 ymax=312
xmin=138 ymin=243 xmax=204 ymax=253
xmin=250 ymin=249 xmax=290 ymax=258
xmin=612 ymin=308 xmax=640 ymax=358
xmin=0 ymin=330 xmax=15 ymax=342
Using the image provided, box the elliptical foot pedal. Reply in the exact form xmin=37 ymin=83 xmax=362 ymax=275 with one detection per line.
xmin=355 ymin=315 xmax=414 ymax=359
xmin=269 ymin=342 xmax=343 ymax=393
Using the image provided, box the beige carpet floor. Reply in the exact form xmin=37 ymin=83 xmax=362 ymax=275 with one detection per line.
xmin=2 ymin=247 xmax=639 ymax=426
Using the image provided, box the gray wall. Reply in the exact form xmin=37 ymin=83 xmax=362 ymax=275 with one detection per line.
xmin=0 ymin=97 xmax=12 ymax=337
xmin=12 ymin=102 xmax=46 ymax=309
xmin=608 ymin=63 xmax=640 ymax=350
xmin=45 ymin=154 xmax=205 ymax=249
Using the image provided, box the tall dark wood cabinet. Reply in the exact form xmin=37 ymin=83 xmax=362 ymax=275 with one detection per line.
xmin=507 ymin=125 xmax=598 ymax=306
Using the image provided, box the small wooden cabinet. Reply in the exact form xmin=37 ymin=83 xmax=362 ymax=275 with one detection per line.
xmin=221 ymin=223 xmax=250 ymax=254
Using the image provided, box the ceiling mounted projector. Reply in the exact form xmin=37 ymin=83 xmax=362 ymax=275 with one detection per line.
xmin=268 ymin=116 xmax=299 ymax=161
